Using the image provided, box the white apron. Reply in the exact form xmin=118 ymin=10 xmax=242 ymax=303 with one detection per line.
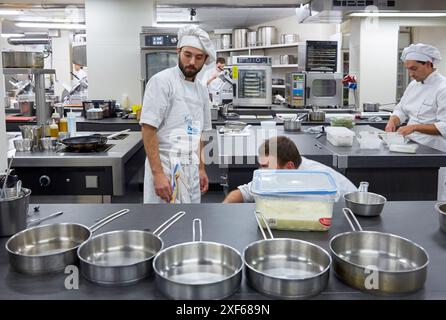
xmin=142 ymin=68 xmax=208 ymax=204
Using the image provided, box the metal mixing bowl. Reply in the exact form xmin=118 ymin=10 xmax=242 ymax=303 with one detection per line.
xmin=344 ymin=191 xmax=387 ymax=217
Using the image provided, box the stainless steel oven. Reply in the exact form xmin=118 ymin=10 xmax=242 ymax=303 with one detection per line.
xmin=232 ymin=56 xmax=272 ymax=108
xmin=140 ymin=27 xmax=178 ymax=99
xmin=285 ymin=72 xmax=343 ymax=108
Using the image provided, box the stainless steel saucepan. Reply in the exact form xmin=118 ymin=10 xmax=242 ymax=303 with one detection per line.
xmin=153 ymin=219 xmax=243 ymax=300
xmin=5 ymin=209 xmax=130 ymax=275
xmin=330 ymin=208 xmax=429 ymax=294
xmin=434 ymin=202 xmax=446 ymax=233
xmin=243 ymin=212 xmax=331 ymax=299
xmin=77 ymin=211 xmax=186 ymax=286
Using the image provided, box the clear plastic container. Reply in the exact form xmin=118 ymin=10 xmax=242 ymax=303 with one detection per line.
xmin=325 ymin=126 xmax=355 ymax=147
xmin=67 ymin=110 xmax=77 ymax=136
xmin=251 ymin=170 xmax=339 ymax=231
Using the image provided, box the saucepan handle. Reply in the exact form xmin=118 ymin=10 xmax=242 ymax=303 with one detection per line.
xmin=89 ymin=208 xmax=130 ymax=232
xmin=254 ymin=210 xmax=274 ymax=240
xmin=343 ymin=207 xmax=363 ymax=231
xmin=153 ymin=211 xmax=186 ymax=236
xmin=192 ymin=218 xmax=202 ymax=242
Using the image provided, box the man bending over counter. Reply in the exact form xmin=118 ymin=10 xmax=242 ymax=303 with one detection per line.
xmin=223 ymin=136 xmax=357 ymax=203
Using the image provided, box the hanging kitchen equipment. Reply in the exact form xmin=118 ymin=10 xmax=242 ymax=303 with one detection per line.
xmin=153 ymin=218 xmax=243 ymax=300
xmin=243 ymin=212 xmax=331 ymax=299
xmin=329 ymin=208 xmax=429 ymax=294
xmin=5 ymin=208 xmax=130 ymax=274
xmin=78 ymin=211 xmax=186 ymax=286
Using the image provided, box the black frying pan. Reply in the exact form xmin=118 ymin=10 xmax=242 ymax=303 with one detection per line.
xmin=61 ymin=134 xmax=107 ymax=152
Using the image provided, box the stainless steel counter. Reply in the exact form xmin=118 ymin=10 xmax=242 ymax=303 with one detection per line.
xmin=9 ymin=132 xmax=144 ymax=197
xmin=0 ymin=202 xmax=445 ymax=300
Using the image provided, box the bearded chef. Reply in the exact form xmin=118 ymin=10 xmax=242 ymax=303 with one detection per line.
xmin=139 ymin=26 xmax=215 ymax=203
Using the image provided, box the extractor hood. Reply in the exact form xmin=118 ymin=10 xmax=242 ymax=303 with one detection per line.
xmin=303 ymin=0 xmax=446 ymax=23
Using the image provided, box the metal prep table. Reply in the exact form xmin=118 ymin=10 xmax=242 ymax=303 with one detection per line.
xmin=8 ymin=132 xmax=145 ymax=203
xmin=216 ymin=126 xmax=446 ymax=201
xmin=0 ymin=201 xmax=445 ymax=300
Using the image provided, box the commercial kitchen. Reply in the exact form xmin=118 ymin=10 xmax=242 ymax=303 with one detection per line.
xmin=1 ymin=0 xmax=446 ymax=303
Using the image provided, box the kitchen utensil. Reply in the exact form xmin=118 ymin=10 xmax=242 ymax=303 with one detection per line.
xmin=309 ymin=110 xmax=326 ymax=122
xmin=0 ymin=188 xmax=31 ymax=237
xmin=19 ymin=125 xmax=43 ymax=151
xmin=283 ymin=119 xmax=302 ymax=131
xmin=18 ymin=100 xmax=35 ymax=116
xmin=60 ymin=134 xmax=107 ymax=152
xmin=221 ymin=34 xmax=231 ymax=49
xmin=363 ymin=103 xmax=380 ymax=112
xmin=247 ymin=31 xmax=257 ymax=47
xmin=344 ymin=181 xmax=386 ymax=217
xmin=232 ymin=28 xmax=248 ymax=48
xmin=329 ymin=208 xmax=429 ymax=294
xmin=280 ymin=33 xmax=299 ymax=44
xmin=279 ymin=55 xmax=295 ymax=65
xmin=13 ymin=139 xmax=24 ymax=152
xmin=28 ymin=211 xmax=63 ymax=225
xmin=22 ymin=138 xmax=32 ymax=151
xmin=78 ymin=211 xmax=185 ymax=286
xmin=2 ymin=51 xmax=44 ymax=68
xmin=106 ymin=129 xmax=131 ymax=140
xmin=434 ymin=202 xmax=446 ymax=233
xmin=243 ymin=212 xmax=331 ymax=298
xmin=86 ymin=107 xmax=104 ymax=120
xmin=1 ymin=156 xmax=14 ymax=199
xmin=41 ymin=137 xmax=58 ymax=151
xmin=5 ymin=208 xmax=130 ymax=274
xmin=16 ymin=180 xmax=22 ymax=196
xmin=153 ymin=218 xmax=243 ymax=300
xmin=257 ymin=26 xmax=277 ymax=46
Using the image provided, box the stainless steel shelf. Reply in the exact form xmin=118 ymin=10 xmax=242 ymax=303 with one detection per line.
xmin=2 ymin=68 xmax=56 ymax=75
xmin=217 ymin=42 xmax=302 ymax=53
xmin=271 ymin=64 xmax=299 ymax=68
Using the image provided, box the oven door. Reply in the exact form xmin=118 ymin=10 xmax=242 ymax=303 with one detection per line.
xmin=140 ymin=49 xmax=177 ymax=96
xmin=306 ymin=72 xmax=343 ymax=107
xmin=233 ymin=66 xmax=272 ymax=107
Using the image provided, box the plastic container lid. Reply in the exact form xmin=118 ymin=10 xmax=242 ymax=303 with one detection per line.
xmin=251 ymin=170 xmax=338 ymax=196
xmin=325 ymin=126 xmax=355 ymax=137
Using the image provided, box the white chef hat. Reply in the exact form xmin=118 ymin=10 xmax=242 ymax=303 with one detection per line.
xmin=177 ymin=25 xmax=216 ymax=65
xmin=401 ymin=43 xmax=442 ymax=64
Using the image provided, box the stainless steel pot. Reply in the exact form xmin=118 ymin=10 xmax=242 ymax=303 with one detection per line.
xmin=2 ymin=51 xmax=44 ymax=69
xmin=243 ymin=212 xmax=331 ymax=299
xmin=78 ymin=211 xmax=185 ymax=286
xmin=279 ymin=55 xmax=295 ymax=65
xmin=18 ymin=100 xmax=35 ymax=116
xmin=86 ymin=108 xmax=104 ymax=120
xmin=247 ymin=31 xmax=257 ymax=47
xmin=434 ymin=202 xmax=446 ymax=233
xmin=153 ymin=219 xmax=243 ymax=300
xmin=0 ymin=188 xmax=31 ymax=237
xmin=330 ymin=208 xmax=429 ymax=294
xmin=363 ymin=103 xmax=380 ymax=112
xmin=309 ymin=110 xmax=326 ymax=121
xmin=280 ymin=33 xmax=299 ymax=44
xmin=5 ymin=209 xmax=130 ymax=274
xmin=283 ymin=119 xmax=302 ymax=132
xmin=221 ymin=34 xmax=231 ymax=49
xmin=344 ymin=191 xmax=387 ymax=217
xmin=257 ymin=26 xmax=277 ymax=46
xmin=232 ymin=28 xmax=248 ymax=48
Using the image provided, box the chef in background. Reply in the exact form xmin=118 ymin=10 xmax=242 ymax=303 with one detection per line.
xmin=385 ymin=43 xmax=446 ymax=152
xmin=223 ymin=136 xmax=357 ymax=203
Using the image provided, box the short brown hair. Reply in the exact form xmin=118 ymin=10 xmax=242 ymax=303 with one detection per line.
xmin=258 ymin=136 xmax=302 ymax=168
xmin=216 ymin=57 xmax=226 ymax=64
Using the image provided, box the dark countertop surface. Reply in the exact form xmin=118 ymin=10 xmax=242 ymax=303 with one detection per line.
xmin=0 ymin=202 xmax=445 ymax=300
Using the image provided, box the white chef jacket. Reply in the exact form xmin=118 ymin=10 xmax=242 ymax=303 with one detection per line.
xmin=237 ymin=157 xmax=358 ymax=203
xmin=139 ymin=65 xmax=212 ymax=203
xmin=392 ymin=71 xmax=446 ymax=152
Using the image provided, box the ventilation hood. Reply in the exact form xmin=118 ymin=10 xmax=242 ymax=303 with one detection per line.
xmin=303 ymin=0 xmax=446 ymax=23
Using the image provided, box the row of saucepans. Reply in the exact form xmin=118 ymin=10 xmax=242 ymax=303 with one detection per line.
xmin=4 ymin=200 xmax=433 ymax=299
